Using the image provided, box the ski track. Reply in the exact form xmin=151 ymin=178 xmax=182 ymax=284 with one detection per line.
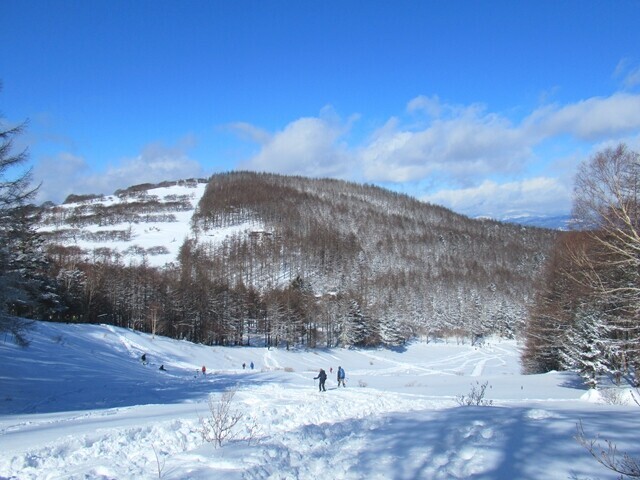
xmin=4 ymin=324 xmax=633 ymax=480
xmin=356 ymin=343 xmax=511 ymax=378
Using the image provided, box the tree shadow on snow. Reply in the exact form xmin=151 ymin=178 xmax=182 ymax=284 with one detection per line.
xmin=245 ymin=405 xmax=639 ymax=480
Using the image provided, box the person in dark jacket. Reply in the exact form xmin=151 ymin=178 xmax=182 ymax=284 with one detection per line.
xmin=337 ymin=366 xmax=346 ymax=387
xmin=314 ymin=368 xmax=327 ymax=392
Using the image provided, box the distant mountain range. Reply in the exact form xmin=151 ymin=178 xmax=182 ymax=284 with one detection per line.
xmin=495 ymin=213 xmax=572 ymax=230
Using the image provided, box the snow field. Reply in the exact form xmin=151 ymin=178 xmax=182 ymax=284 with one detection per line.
xmin=2 ymin=321 xmax=640 ymax=479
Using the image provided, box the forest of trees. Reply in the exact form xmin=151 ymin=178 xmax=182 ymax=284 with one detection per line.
xmin=523 ymin=144 xmax=640 ymax=387
xmin=26 ymin=171 xmax=558 ymax=350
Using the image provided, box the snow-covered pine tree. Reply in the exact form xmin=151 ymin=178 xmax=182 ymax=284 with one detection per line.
xmin=560 ymin=307 xmax=611 ymax=389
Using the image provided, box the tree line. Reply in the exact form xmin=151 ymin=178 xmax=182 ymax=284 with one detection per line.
xmin=523 ymin=144 xmax=640 ymax=387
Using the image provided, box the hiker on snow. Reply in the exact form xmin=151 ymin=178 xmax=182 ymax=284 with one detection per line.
xmin=337 ymin=366 xmax=346 ymax=387
xmin=314 ymin=368 xmax=327 ymax=392
xmin=202 ymin=365 xmax=206 ymax=375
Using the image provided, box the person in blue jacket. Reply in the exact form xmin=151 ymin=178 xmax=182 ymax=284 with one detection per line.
xmin=337 ymin=366 xmax=346 ymax=387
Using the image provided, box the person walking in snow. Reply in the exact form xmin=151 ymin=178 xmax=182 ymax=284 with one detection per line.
xmin=250 ymin=361 xmax=254 ymax=370
xmin=314 ymin=368 xmax=327 ymax=392
xmin=337 ymin=366 xmax=346 ymax=387
xmin=202 ymin=365 xmax=206 ymax=375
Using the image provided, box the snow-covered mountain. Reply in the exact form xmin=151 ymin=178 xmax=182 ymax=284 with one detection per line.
xmin=2 ymin=320 xmax=638 ymax=479
xmin=498 ymin=213 xmax=572 ymax=230
xmin=33 ymin=173 xmax=558 ymax=346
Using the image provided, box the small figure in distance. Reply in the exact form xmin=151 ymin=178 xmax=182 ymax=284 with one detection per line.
xmin=202 ymin=365 xmax=206 ymax=375
xmin=243 ymin=362 xmax=246 ymax=370
xmin=337 ymin=366 xmax=346 ymax=387
xmin=159 ymin=364 xmax=166 ymax=371
xmin=250 ymin=361 xmax=254 ymax=370
xmin=141 ymin=353 xmax=147 ymax=364
xmin=314 ymin=368 xmax=327 ymax=392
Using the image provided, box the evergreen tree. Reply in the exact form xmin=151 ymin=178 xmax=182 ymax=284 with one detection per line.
xmin=0 ymin=100 xmax=44 ymax=344
xmin=560 ymin=307 xmax=611 ymax=389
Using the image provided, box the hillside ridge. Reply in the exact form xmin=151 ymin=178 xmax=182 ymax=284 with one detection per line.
xmin=36 ymin=172 xmax=557 ymax=347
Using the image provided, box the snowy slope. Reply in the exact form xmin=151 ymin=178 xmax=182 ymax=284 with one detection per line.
xmin=38 ymin=182 xmax=209 ymax=268
xmin=37 ymin=181 xmax=264 ymax=268
xmin=1 ymin=321 xmax=639 ymax=479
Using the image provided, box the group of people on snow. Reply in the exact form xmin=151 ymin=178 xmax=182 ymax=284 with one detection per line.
xmin=314 ymin=365 xmax=346 ymax=392
xmin=143 ymin=350 xmax=346 ymax=391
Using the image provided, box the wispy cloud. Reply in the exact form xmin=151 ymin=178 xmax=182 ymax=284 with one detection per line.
xmin=34 ymin=139 xmax=205 ymax=203
xmin=614 ymin=59 xmax=640 ymax=89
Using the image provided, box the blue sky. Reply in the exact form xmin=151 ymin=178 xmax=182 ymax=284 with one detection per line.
xmin=2 ymin=1 xmax=640 ymax=218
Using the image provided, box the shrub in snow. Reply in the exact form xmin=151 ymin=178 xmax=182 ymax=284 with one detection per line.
xmin=199 ymin=389 xmax=264 ymax=448
xmin=455 ymin=381 xmax=493 ymax=407
xmin=199 ymin=390 xmax=243 ymax=448
xmin=576 ymin=420 xmax=640 ymax=479
xmin=599 ymin=388 xmax=627 ymax=406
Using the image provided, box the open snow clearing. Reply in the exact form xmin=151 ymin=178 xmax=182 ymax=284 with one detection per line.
xmin=1 ymin=321 xmax=639 ymax=479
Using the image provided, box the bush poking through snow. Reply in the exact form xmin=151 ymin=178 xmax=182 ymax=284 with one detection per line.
xmin=456 ymin=381 xmax=493 ymax=406
xmin=199 ymin=389 xmax=264 ymax=448
xmin=200 ymin=390 xmax=243 ymax=448
xmin=600 ymin=388 xmax=627 ymax=406
xmin=575 ymin=420 xmax=640 ymax=478
xmin=151 ymin=444 xmax=166 ymax=479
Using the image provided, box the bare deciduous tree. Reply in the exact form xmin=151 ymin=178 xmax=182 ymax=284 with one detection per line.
xmin=199 ymin=390 xmax=243 ymax=448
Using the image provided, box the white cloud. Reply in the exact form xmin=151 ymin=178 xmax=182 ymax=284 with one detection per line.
xmin=360 ymin=102 xmax=530 ymax=184
xmin=238 ymin=113 xmax=354 ymax=179
xmin=406 ymin=95 xmax=443 ymax=117
xmin=524 ymin=93 xmax=640 ymax=141
xmin=423 ymin=177 xmax=571 ymax=218
xmin=228 ymin=92 xmax=640 ymax=218
xmin=34 ymin=140 xmax=205 ymax=204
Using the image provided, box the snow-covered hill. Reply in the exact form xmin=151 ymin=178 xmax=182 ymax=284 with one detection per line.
xmin=38 ymin=180 xmax=209 ymax=268
xmin=1 ymin=321 xmax=638 ymax=479
xmin=38 ymin=179 xmax=264 ymax=269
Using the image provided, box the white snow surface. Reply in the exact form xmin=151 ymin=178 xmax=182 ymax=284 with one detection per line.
xmin=38 ymin=182 xmax=265 ymax=268
xmin=2 ymin=322 xmax=639 ymax=480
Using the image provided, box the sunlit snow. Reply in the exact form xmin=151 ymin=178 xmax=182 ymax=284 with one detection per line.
xmin=2 ymin=321 xmax=639 ymax=479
